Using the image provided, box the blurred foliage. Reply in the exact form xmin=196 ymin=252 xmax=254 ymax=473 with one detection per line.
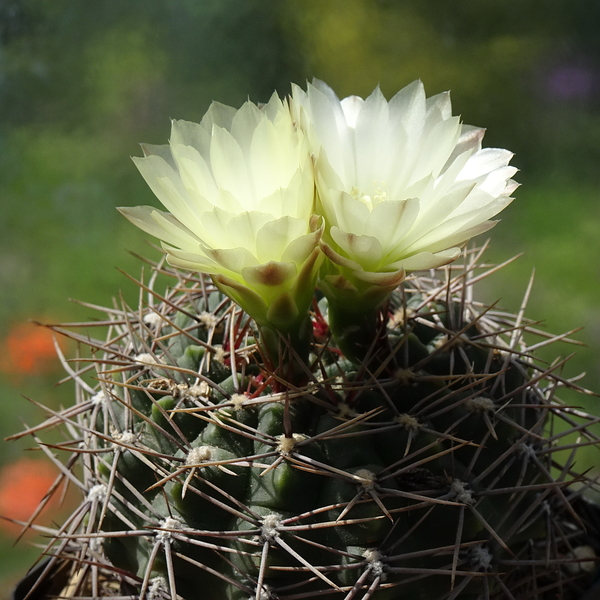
xmin=1 ymin=0 xmax=600 ymax=593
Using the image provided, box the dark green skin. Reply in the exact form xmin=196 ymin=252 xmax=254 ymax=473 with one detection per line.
xmin=94 ymin=294 xmax=577 ymax=600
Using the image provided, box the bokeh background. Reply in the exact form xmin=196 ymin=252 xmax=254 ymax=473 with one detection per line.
xmin=1 ymin=0 xmax=600 ymax=593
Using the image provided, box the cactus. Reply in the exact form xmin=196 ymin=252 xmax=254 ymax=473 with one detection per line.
xmin=10 ymin=246 xmax=600 ymax=600
xmin=10 ymin=80 xmax=600 ymax=600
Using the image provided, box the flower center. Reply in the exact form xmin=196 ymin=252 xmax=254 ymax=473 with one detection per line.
xmin=350 ymin=184 xmax=389 ymax=211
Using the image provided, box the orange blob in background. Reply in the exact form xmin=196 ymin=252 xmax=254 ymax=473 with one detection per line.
xmin=0 ymin=321 xmax=65 ymax=379
xmin=0 ymin=458 xmax=61 ymax=537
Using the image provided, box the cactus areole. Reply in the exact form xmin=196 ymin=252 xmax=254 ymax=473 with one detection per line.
xmin=11 ymin=81 xmax=600 ymax=600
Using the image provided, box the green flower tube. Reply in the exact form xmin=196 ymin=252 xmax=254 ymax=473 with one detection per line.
xmin=119 ymin=93 xmax=323 ymax=371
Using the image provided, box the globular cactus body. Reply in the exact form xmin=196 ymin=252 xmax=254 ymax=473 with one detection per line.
xmin=12 ymin=248 xmax=600 ymax=600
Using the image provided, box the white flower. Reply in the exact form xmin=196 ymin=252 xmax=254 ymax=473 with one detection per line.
xmin=119 ymin=93 xmax=321 ymax=331
xmin=292 ymin=80 xmax=518 ymax=310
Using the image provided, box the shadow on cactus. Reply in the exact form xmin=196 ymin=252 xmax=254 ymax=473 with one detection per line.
xmin=8 ymin=80 xmax=600 ymax=600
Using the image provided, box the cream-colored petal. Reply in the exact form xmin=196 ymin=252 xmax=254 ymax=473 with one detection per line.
xmin=412 ymin=115 xmax=462 ymax=182
xmin=389 ymin=248 xmax=461 ymax=271
xmin=242 ymin=261 xmax=297 ymax=289
xmin=319 ymin=240 xmax=364 ymax=272
xmin=425 ymin=90 xmax=452 ymax=120
xmin=170 ymin=119 xmax=211 ymax=156
xmin=169 ymin=143 xmax=218 ymax=203
xmin=406 ymin=219 xmax=499 ymax=257
xmin=204 ymin=246 xmax=259 ymax=273
xmin=161 ymin=240 xmax=225 ymax=272
xmin=406 ymin=184 xmax=476 ymax=244
xmin=388 ymin=80 xmax=426 ymax=147
xmin=260 ymin=90 xmax=287 ymax=122
xmin=200 ymin=101 xmax=237 ymax=131
xmin=250 ymin=117 xmax=293 ymax=197
xmin=132 ymin=155 xmax=194 ymax=222
xmin=304 ymin=81 xmax=354 ymax=181
xmin=140 ymin=143 xmax=176 ymax=169
xmin=164 ymin=253 xmax=216 ymax=273
xmin=340 ymin=95 xmax=364 ymax=128
xmin=209 ymin=125 xmax=252 ymax=205
xmin=330 ymin=227 xmax=383 ymax=270
xmin=228 ymin=211 xmax=276 ymax=253
xmin=254 ymin=164 xmax=314 ymax=220
xmin=354 ymin=87 xmax=392 ymax=188
xmin=281 ymin=227 xmax=322 ymax=265
xmin=255 ymin=216 xmax=308 ymax=263
xmin=118 ymin=206 xmax=200 ymax=249
xmin=352 ymin=268 xmax=405 ymax=287
xmin=459 ymin=148 xmax=514 ymax=180
xmin=323 ymin=190 xmax=371 ymax=236
xmin=442 ymin=125 xmax=485 ymax=169
xmin=365 ymin=198 xmax=420 ymax=253
xmin=230 ymin=100 xmax=263 ymax=154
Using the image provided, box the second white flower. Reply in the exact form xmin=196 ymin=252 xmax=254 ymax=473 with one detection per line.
xmin=292 ymin=79 xmax=518 ymax=306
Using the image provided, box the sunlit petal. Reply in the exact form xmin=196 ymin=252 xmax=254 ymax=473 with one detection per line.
xmin=122 ymin=92 xmax=319 ymax=331
xmin=292 ymin=79 xmax=516 ymax=312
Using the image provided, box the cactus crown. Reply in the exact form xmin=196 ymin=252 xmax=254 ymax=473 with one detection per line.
xmin=9 ymin=245 xmax=600 ymax=600
xmin=8 ymin=80 xmax=600 ymax=600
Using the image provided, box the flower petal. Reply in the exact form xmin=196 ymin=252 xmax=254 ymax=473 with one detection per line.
xmin=242 ymin=261 xmax=297 ymax=289
xmin=204 ymin=246 xmax=259 ymax=274
xmin=209 ymin=125 xmax=252 ymax=205
xmin=255 ymin=216 xmax=308 ymax=263
xmin=330 ymin=227 xmax=383 ymax=270
xmin=365 ymin=198 xmax=420 ymax=253
xmin=170 ymin=119 xmax=212 ymax=156
xmin=390 ymin=248 xmax=461 ymax=271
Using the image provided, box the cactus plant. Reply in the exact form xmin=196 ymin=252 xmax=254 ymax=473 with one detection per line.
xmin=10 ymin=246 xmax=600 ymax=600
xmin=9 ymin=81 xmax=600 ymax=600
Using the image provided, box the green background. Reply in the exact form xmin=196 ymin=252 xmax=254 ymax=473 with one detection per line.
xmin=1 ymin=0 xmax=599 ymax=593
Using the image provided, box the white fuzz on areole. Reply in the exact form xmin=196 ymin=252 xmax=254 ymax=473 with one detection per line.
xmin=186 ymin=382 xmax=211 ymax=399
xmin=148 ymin=577 xmax=169 ymax=600
xmin=470 ymin=545 xmax=493 ymax=571
xmin=363 ymin=549 xmax=387 ymax=581
xmin=198 ymin=311 xmax=220 ymax=329
xmin=91 ymin=390 xmax=110 ymax=406
xmin=451 ymin=479 xmax=474 ymax=505
xmin=261 ymin=513 xmax=282 ymax=541
xmin=249 ymin=584 xmax=274 ymax=600
xmin=276 ymin=432 xmax=306 ymax=455
xmin=465 ymin=396 xmax=496 ymax=413
xmin=143 ymin=312 xmax=164 ymax=328
xmin=519 ymin=443 xmax=537 ymax=461
xmin=156 ymin=517 xmax=183 ymax=544
xmin=135 ymin=353 xmax=162 ymax=366
xmin=566 ymin=546 xmax=597 ymax=574
xmin=111 ymin=430 xmax=136 ymax=446
xmin=396 ymin=413 xmax=421 ymax=431
xmin=336 ymin=402 xmax=358 ymax=418
xmin=211 ymin=344 xmax=226 ymax=364
xmin=87 ymin=483 xmax=107 ymax=503
xmin=186 ymin=445 xmax=214 ymax=466
xmin=354 ymin=468 xmax=376 ymax=490
xmin=230 ymin=393 xmax=247 ymax=410
xmin=394 ymin=368 xmax=415 ymax=384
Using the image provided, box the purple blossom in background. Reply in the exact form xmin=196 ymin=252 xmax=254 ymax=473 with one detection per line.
xmin=546 ymin=64 xmax=596 ymax=100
